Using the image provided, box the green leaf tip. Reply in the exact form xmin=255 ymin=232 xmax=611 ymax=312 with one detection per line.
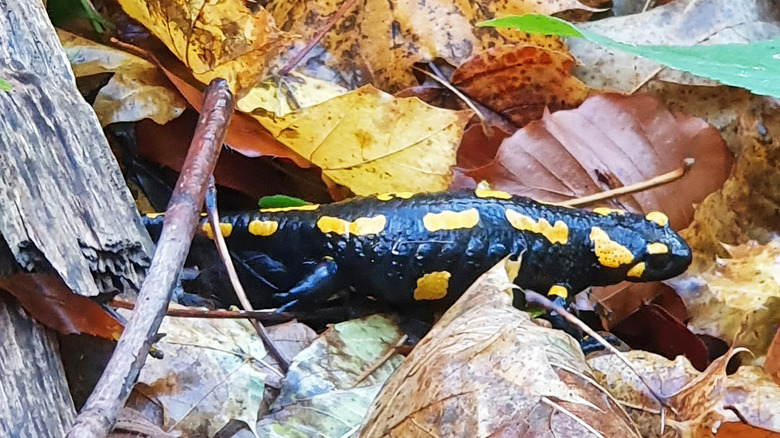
xmin=478 ymin=14 xmax=584 ymax=38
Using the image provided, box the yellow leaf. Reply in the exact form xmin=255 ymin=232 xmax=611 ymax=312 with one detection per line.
xmin=257 ymin=86 xmax=471 ymax=195
xmin=116 ymin=0 xmax=284 ymax=92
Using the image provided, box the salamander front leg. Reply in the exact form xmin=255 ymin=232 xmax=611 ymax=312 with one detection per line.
xmin=274 ymin=259 xmax=341 ymax=313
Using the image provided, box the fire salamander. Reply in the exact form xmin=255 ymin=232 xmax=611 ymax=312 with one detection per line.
xmin=144 ymin=190 xmax=691 ymax=312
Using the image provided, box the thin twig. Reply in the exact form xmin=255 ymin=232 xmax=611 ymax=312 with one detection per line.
xmin=68 ymin=79 xmax=233 ymax=438
xmin=413 ymin=65 xmax=486 ymax=121
xmin=351 ymin=334 xmax=407 ymax=388
xmin=558 ymin=159 xmax=694 ymax=208
xmin=205 ymin=177 xmax=290 ymax=371
xmin=110 ymin=297 xmax=294 ymax=322
xmin=522 ymin=289 xmax=676 ymax=414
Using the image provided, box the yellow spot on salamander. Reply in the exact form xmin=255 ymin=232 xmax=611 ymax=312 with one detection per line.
xmin=260 ymin=204 xmax=320 ymax=213
xmin=646 ymin=211 xmax=669 ymax=227
xmin=627 ymin=262 xmax=646 ymax=278
xmin=548 ymin=285 xmax=568 ymax=299
xmin=202 ymin=223 xmax=233 ymax=240
xmin=589 ymin=227 xmax=635 ymax=268
xmin=145 ymin=212 xmax=164 ymax=219
xmin=414 ymin=271 xmax=451 ymax=300
xmin=317 ymin=215 xmax=387 ymax=236
xmin=647 ymin=242 xmax=668 ymax=254
xmin=505 ymin=210 xmax=569 ymax=245
xmin=376 ymin=192 xmax=414 ymax=201
xmin=376 ymin=193 xmax=393 ymax=201
xmin=592 ymin=207 xmax=625 ymax=216
xmin=248 ymin=220 xmax=278 ymax=236
xmin=422 ymin=209 xmax=480 ymax=232
xmin=474 ymin=189 xmax=512 ymax=199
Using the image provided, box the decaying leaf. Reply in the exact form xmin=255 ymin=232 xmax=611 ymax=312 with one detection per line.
xmin=667 ymin=239 xmax=780 ymax=356
xmin=590 ymin=350 xmax=780 ymax=438
xmin=58 ymin=29 xmax=186 ymax=126
xmin=567 ymin=0 xmax=780 ymax=92
xmin=360 ymin=260 xmax=640 ymax=438
xmin=258 ymin=85 xmax=472 ymax=195
xmin=451 ymin=44 xmax=589 ymax=127
xmin=266 ymin=0 xmax=592 ymax=93
xmin=462 ymin=93 xmax=733 ymax=229
xmin=116 ymin=0 xmax=285 ymax=92
xmin=126 ymin=309 xmax=287 ymax=437
xmin=0 ymin=273 xmax=122 ymax=340
xmin=682 ymin=112 xmax=780 ymax=260
xmin=256 ymin=315 xmax=404 ymax=437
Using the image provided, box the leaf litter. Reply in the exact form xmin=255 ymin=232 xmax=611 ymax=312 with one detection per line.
xmin=49 ymin=0 xmax=780 ymax=435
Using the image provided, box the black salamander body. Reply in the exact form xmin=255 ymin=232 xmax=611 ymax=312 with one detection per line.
xmin=144 ymin=190 xmax=692 ymax=309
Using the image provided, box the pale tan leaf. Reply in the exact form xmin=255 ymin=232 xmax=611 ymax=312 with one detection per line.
xmin=361 ymin=260 xmax=640 ymax=438
xmin=58 ymin=30 xmax=186 ymax=126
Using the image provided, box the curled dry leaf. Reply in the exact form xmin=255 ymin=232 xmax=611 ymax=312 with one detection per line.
xmin=258 ymin=86 xmax=472 ymax=195
xmin=667 ymin=239 xmax=780 ymax=356
xmin=590 ymin=350 xmax=780 ymax=437
xmin=116 ymin=0 xmax=285 ymax=92
xmin=462 ymin=93 xmax=733 ymax=230
xmin=451 ymin=44 xmax=589 ymax=128
xmin=360 ymin=260 xmax=640 ymax=438
xmin=682 ymin=112 xmax=780 ymax=261
xmin=267 ymin=0 xmax=592 ymax=93
xmin=58 ymin=30 xmax=186 ymax=126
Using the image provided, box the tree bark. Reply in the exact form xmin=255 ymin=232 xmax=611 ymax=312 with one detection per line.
xmin=0 ymin=1 xmax=156 ymax=436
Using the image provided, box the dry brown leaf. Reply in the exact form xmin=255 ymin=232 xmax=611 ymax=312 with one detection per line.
xmin=766 ymin=330 xmax=780 ymax=386
xmin=58 ymin=30 xmax=186 ymax=126
xmin=116 ymin=0 xmax=285 ymax=92
xmin=259 ymin=85 xmax=472 ymax=195
xmin=0 ymin=273 xmax=123 ymax=340
xmin=462 ymin=93 xmax=733 ymax=230
xmin=266 ymin=0 xmax=590 ymax=93
xmin=451 ymin=44 xmax=589 ymax=128
xmin=360 ymin=260 xmax=640 ymax=438
xmin=133 ymin=113 xmax=331 ymax=203
xmin=568 ymin=0 xmax=780 ymax=92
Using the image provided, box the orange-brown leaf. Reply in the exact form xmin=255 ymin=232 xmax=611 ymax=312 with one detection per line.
xmin=451 ymin=44 xmax=589 ymax=127
xmin=0 ymin=274 xmax=122 ymax=339
xmin=462 ymin=93 xmax=733 ymax=229
xmin=158 ymin=66 xmax=310 ymax=167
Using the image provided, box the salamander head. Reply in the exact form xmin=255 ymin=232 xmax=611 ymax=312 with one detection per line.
xmin=588 ymin=210 xmax=692 ymax=284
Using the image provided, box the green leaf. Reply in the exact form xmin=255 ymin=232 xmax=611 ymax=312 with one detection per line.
xmin=258 ymin=194 xmax=310 ymax=209
xmin=478 ymin=15 xmax=583 ymax=38
xmin=479 ymin=14 xmax=780 ymax=98
xmin=0 ymin=78 xmax=10 ymax=92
